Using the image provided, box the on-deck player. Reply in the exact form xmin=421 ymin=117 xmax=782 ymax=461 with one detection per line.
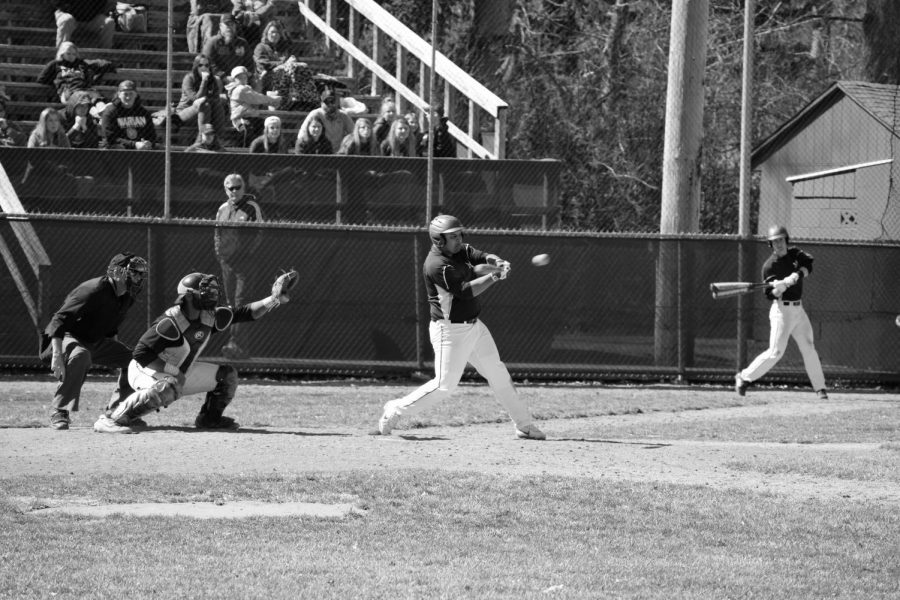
xmin=377 ymin=214 xmax=546 ymax=440
xmin=735 ymin=225 xmax=828 ymax=398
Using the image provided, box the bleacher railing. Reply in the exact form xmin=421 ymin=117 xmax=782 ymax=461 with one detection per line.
xmin=298 ymin=0 xmax=508 ymax=159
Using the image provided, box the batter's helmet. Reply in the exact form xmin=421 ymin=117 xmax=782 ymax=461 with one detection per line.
xmin=107 ymin=252 xmax=148 ymax=295
xmin=177 ymin=272 xmax=221 ymax=310
xmin=429 ymin=214 xmax=464 ymax=246
xmin=767 ymin=225 xmax=790 ymax=245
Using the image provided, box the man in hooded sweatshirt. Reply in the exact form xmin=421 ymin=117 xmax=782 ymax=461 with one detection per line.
xmin=100 ymin=80 xmax=157 ymax=150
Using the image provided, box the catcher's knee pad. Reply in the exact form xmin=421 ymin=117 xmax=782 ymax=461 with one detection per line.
xmin=109 ymin=380 xmax=179 ymax=423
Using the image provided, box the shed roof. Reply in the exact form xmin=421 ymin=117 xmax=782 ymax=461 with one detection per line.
xmin=751 ymin=81 xmax=900 ymax=168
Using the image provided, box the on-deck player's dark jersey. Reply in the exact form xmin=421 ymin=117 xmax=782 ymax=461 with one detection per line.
xmin=45 ymin=276 xmax=134 ymax=343
xmin=424 ymin=243 xmax=489 ymax=322
xmin=133 ymin=303 xmax=255 ymax=375
xmin=763 ymin=246 xmax=814 ymax=302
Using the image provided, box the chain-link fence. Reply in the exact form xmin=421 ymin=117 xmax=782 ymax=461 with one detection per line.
xmin=2 ymin=215 xmax=898 ymax=384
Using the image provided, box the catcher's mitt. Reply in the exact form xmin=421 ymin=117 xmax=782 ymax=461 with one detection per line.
xmin=271 ymin=269 xmax=298 ymax=304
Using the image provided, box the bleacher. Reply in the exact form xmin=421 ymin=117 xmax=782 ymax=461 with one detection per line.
xmin=0 ymin=0 xmax=381 ymax=148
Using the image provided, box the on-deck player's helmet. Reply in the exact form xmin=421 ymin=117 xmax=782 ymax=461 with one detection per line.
xmin=767 ymin=225 xmax=790 ymax=246
xmin=429 ymin=214 xmax=464 ymax=246
xmin=177 ymin=272 xmax=221 ymax=310
xmin=107 ymin=252 xmax=148 ymax=295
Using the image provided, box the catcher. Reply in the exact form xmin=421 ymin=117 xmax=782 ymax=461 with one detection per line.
xmin=93 ymin=268 xmax=298 ymax=434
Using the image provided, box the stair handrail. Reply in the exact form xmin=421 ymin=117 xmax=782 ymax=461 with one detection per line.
xmin=297 ymin=0 xmax=507 ymax=159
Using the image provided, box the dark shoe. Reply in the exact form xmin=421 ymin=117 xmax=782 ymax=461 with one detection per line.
xmin=50 ymin=409 xmax=70 ymax=430
xmin=816 ymin=389 xmax=829 ymax=400
xmin=734 ymin=374 xmax=749 ymax=397
xmin=195 ymin=413 xmax=239 ymax=430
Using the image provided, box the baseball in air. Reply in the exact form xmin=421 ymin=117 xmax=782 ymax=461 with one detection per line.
xmin=531 ymin=253 xmax=551 ymax=267
xmin=895 ymin=314 xmax=900 ymax=328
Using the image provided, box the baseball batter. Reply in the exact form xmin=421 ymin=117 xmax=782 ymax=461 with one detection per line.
xmin=377 ymin=215 xmax=545 ymax=440
xmin=93 ymin=269 xmax=295 ymax=433
xmin=735 ymin=225 xmax=827 ymax=398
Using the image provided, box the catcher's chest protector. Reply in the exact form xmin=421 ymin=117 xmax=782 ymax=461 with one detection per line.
xmin=155 ymin=306 xmax=230 ymax=370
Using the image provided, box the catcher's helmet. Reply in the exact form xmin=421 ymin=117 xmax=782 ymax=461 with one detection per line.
xmin=177 ymin=272 xmax=221 ymax=309
xmin=767 ymin=225 xmax=790 ymax=245
xmin=107 ymin=252 xmax=148 ymax=295
xmin=429 ymin=214 xmax=464 ymax=246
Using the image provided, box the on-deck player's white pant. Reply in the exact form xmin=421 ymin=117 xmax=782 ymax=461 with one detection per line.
xmin=128 ymin=360 xmax=220 ymax=398
xmin=385 ymin=319 xmax=533 ymax=428
xmin=740 ymin=301 xmax=826 ymax=390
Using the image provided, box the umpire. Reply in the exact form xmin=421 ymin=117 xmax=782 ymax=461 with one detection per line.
xmin=41 ymin=252 xmax=148 ymax=429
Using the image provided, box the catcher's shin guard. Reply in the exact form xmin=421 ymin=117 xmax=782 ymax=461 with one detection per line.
xmin=196 ymin=365 xmax=238 ymax=428
xmin=108 ymin=379 xmax=179 ymax=424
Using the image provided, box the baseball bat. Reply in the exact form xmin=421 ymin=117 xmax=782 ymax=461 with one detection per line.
xmin=709 ymin=281 xmax=770 ymax=300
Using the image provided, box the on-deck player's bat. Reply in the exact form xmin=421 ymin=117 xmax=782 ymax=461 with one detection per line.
xmin=709 ymin=281 xmax=771 ymax=300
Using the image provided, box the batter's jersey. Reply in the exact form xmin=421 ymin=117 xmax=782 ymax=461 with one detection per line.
xmin=132 ymin=303 xmax=255 ymax=375
xmin=45 ymin=276 xmax=135 ymax=343
xmin=762 ymin=246 xmax=814 ymax=302
xmin=423 ymin=244 xmax=490 ymax=322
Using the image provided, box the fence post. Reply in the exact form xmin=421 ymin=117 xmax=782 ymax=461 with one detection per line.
xmin=414 ymin=233 xmax=425 ymax=371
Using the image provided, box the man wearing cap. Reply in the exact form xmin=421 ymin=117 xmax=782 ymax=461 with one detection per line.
xmin=226 ymin=65 xmax=279 ymax=145
xmin=297 ymin=88 xmax=354 ymax=152
xmin=187 ymin=0 xmax=232 ymax=54
xmin=203 ymin=13 xmax=254 ymax=81
xmin=186 ymin=123 xmax=225 ymax=152
xmin=100 ymin=80 xmax=156 ymax=150
xmin=41 ymin=252 xmax=149 ymax=430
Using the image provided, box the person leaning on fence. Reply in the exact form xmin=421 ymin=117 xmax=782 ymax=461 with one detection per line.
xmin=337 ymin=117 xmax=380 ymax=156
xmin=37 ymin=41 xmax=116 ymax=104
xmin=297 ymin=88 xmax=353 ymax=152
xmin=41 ymin=252 xmax=148 ymax=430
xmin=734 ymin=225 xmax=829 ymax=400
xmin=185 ymin=123 xmax=225 ymax=152
xmin=294 ymin=115 xmax=332 ymax=155
xmin=100 ymin=80 xmax=156 ymax=150
xmin=225 ymin=65 xmax=280 ymax=146
xmin=215 ymin=173 xmax=264 ymax=360
xmin=421 ymin=105 xmax=456 ymax=158
xmin=248 ymin=115 xmax=288 ymax=154
xmin=404 ymin=111 xmax=424 ymax=157
xmin=380 ymin=117 xmax=415 ymax=157
xmin=0 ymin=94 xmax=27 ymax=147
xmin=64 ymin=90 xmax=104 ymax=148
xmin=53 ymin=0 xmax=115 ymax=50
xmin=187 ymin=0 xmax=231 ymax=54
xmin=203 ymin=13 xmax=254 ymax=82
xmin=231 ymin=0 xmax=276 ymax=48
xmin=176 ymin=54 xmax=230 ymax=143
xmin=372 ymin=95 xmax=396 ymax=146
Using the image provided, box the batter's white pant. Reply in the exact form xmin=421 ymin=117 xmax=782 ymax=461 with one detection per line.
xmin=740 ymin=301 xmax=826 ymax=390
xmin=384 ymin=319 xmax=533 ymax=428
xmin=128 ymin=360 xmax=221 ymax=399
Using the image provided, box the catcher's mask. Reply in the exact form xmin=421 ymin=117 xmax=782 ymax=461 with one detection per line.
xmin=429 ymin=214 xmax=464 ymax=247
xmin=766 ymin=225 xmax=790 ymax=247
xmin=107 ymin=253 xmax=148 ymax=296
xmin=177 ymin=272 xmax=221 ymax=311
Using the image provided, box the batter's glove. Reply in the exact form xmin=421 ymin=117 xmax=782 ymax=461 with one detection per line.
xmin=271 ymin=269 xmax=299 ymax=304
xmin=496 ymin=259 xmax=511 ymax=280
xmin=771 ymin=281 xmax=788 ymax=297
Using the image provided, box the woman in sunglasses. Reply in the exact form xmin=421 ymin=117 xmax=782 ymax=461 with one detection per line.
xmin=176 ymin=54 xmax=229 ymax=144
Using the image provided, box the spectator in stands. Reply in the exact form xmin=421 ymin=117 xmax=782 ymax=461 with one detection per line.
xmin=421 ymin=105 xmax=456 ymax=158
xmin=297 ymin=88 xmax=353 ymax=153
xmin=381 ymin=117 xmax=415 ymax=157
xmin=337 ymin=117 xmax=379 ymax=156
xmin=204 ymin=13 xmax=254 ymax=82
xmin=64 ymin=90 xmax=104 ymax=148
xmin=100 ymin=80 xmax=156 ymax=150
xmin=249 ymin=115 xmax=288 ymax=154
xmin=225 ymin=65 xmax=279 ymax=147
xmin=38 ymin=41 xmax=116 ymax=104
xmin=294 ymin=115 xmax=332 ymax=155
xmin=404 ymin=111 xmax=424 ymax=157
xmin=177 ymin=54 xmax=229 ymax=143
xmin=185 ymin=123 xmax=225 ymax=152
xmin=54 ymin=0 xmax=115 ymax=50
xmin=253 ymin=21 xmax=319 ymax=111
xmin=372 ymin=96 xmax=396 ymax=145
xmin=28 ymin=107 xmax=70 ymax=148
xmin=231 ymin=0 xmax=276 ymax=48
xmin=0 ymin=95 xmax=27 ymax=147
xmin=187 ymin=0 xmax=231 ymax=54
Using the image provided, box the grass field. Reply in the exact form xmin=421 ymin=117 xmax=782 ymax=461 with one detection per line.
xmin=1 ymin=376 xmax=899 ymax=599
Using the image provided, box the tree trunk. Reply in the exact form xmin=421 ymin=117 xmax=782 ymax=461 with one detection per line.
xmin=863 ymin=0 xmax=900 ymax=83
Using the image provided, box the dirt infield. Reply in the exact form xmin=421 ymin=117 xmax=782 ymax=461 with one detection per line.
xmin=3 ymin=394 xmax=899 ymax=506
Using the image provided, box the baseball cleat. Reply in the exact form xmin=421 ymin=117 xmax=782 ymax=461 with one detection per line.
xmin=194 ymin=413 xmax=239 ymax=430
xmin=515 ymin=424 xmax=546 ymax=440
xmin=50 ymin=409 xmax=70 ymax=430
xmin=378 ymin=410 xmax=400 ymax=435
xmin=93 ymin=415 xmax=136 ymax=434
xmin=816 ymin=389 xmax=829 ymax=400
xmin=734 ymin=374 xmax=749 ymax=397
